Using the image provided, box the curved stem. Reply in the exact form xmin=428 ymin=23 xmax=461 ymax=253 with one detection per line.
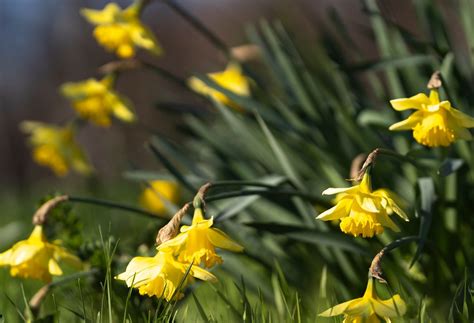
xmin=68 ymin=196 xmax=161 ymax=219
xmin=206 ymin=188 xmax=332 ymax=208
xmin=209 ymin=180 xmax=285 ymax=189
xmin=369 ymin=236 xmax=420 ymax=282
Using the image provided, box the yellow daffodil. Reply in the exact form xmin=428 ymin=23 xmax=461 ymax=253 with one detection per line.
xmin=61 ymin=75 xmax=135 ymax=127
xmin=389 ymin=90 xmax=474 ymax=147
xmin=188 ymin=62 xmax=250 ymax=110
xmin=319 ymin=278 xmax=406 ymax=322
xmin=0 ymin=226 xmax=82 ymax=282
xmin=316 ymin=173 xmax=408 ymax=238
xmin=140 ymin=180 xmax=180 ymax=216
xmin=21 ymin=121 xmax=92 ymax=176
xmin=158 ymin=207 xmax=244 ymax=268
xmin=115 ymin=251 xmax=216 ymax=301
xmin=81 ymin=2 xmax=161 ymax=58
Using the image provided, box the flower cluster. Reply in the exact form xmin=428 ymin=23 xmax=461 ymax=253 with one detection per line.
xmin=115 ymin=206 xmax=244 ymax=301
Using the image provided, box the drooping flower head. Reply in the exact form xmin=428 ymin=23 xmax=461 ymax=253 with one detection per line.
xmin=140 ymin=180 xmax=180 ymax=216
xmin=317 ymin=173 xmax=408 ymax=238
xmin=0 ymin=226 xmax=82 ymax=282
xmin=61 ymin=75 xmax=135 ymax=127
xmin=81 ymin=2 xmax=161 ymax=58
xmin=158 ymin=207 xmax=244 ymax=268
xmin=320 ymin=278 xmax=406 ymax=322
xmin=21 ymin=121 xmax=92 ymax=176
xmin=188 ymin=62 xmax=250 ymax=110
xmin=389 ymin=90 xmax=474 ymax=147
xmin=115 ymin=251 xmax=216 ymax=301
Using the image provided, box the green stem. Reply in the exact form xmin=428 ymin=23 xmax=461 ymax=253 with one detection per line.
xmin=381 ymin=236 xmax=420 ymax=253
xmin=140 ymin=61 xmax=189 ymax=89
xmin=209 ymin=180 xmax=285 ymax=189
xmin=377 ymin=148 xmax=420 ymax=166
xmin=206 ymin=188 xmax=332 ymax=208
xmin=68 ymin=196 xmax=160 ymax=219
xmin=162 ymin=0 xmax=231 ymax=58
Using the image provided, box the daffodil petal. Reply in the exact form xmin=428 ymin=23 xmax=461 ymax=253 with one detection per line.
xmin=319 ymin=299 xmax=356 ymax=317
xmin=48 ymin=258 xmax=63 ymax=276
xmin=344 ymin=298 xmax=372 ymax=316
xmin=207 ymin=228 xmax=244 ymax=252
xmin=355 ymin=195 xmax=380 ymax=213
xmin=390 ymin=93 xmax=429 ymax=111
xmin=80 ymin=3 xmax=121 ymax=25
xmin=112 ymin=100 xmax=135 ymax=122
xmin=389 ymin=114 xmax=423 ymax=131
xmin=190 ymin=265 xmax=218 ymax=282
xmin=54 ymin=247 xmax=82 ymax=269
xmin=0 ymin=249 xmax=12 ymax=266
xmin=10 ymin=243 xmax=43 ymax=265
xmin=316 ymin=199 xmax=352 ymax=220
xmin=372 ymin=294 xmax=407 ymax=317
xmin=449 ymin=108 xmax=474 ymax=128
xmin=322 ymin=186 xmax=356 ymax=196
xmin=157 ymin=233 xmax=188 ymax=252
xmin=130 ymin=25 xmax=162 ymax=55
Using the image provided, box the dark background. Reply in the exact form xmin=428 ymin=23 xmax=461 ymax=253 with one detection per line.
xmin=0 ymin=0 xmax=435 ymax=194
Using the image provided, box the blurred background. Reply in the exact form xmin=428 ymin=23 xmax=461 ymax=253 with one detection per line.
xmin=0 ymin=0 xmax=413 ymax=192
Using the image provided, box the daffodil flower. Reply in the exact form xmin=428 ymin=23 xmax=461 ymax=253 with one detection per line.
xmin=61 ymin=75 xmax=135 ymax=127
xmin=319 ymin=278 xmax=407 ymax=322
xmin=389 ymin=90 xmax=474 ymax=147
xmin=0 ymin=226 xmax=82 ymax=282
xmin=140 ymin=180 xmax=180 ymax=216
xmin=81 ymin=2 xmax=161 ymax=59
xmin=316 ymin=173 xmax=408 ymax=238
xmin=188 ymin=62 xmax=250 ymax=110
xmin=21 ymin=121 xmax=92 ymax=176
xmin=158 ymin=208 xmax=244 ymax=268
xmin=115 ymin=251 xmax=216 ymax=301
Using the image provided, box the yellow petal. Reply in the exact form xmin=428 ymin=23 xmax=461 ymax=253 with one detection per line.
xmin=372 ymin=294 xmax=407 ymax=318
xmin=449 ymin=108 xmax=474 ymax=128
xmin=388 ymin=112 xmax=423 ymax=131
xmin=207 ymin=228 xmax=244 ymax=252
xmin=190 ymin=265 xmax=218 ymax=282
xmin=322 ymin=186 xmax=357 ymax=196
xmin=130 ymin=24 xmax=162 ymax=55
xmin=0 ymin=249 xmax=12 ymax=266
xmin=80 ymin=3 xmax=121 ymax=25
xmin=112 ymin=98 xmax=135 ymax=122
xmin=390 ymin=93 xmax=430 ymax=111
xmin=319 ymin=299 xmax=358 ymax=317
xmin=48 ymin=258 xmax=63 ymax=276
xmin=375 ymin=213 xmax=400 ymax=232
xmin=10 ymin=243 xmax=42 ymax=266
xmin=316 ymin=199 xmax=352 ymax=220
xmin=157 ymin=232 xmax=188 ymax=251
xmin=54 ymin=247 xmax=82 ymax=269
xmin=355 ymin=195 xmax=380 ymax=213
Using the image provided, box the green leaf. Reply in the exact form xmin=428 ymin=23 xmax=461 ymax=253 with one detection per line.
xmin=192 ymin=293 xmax=210 ymax=323
xmin=243 ymin=222 xmax=368 ymax=254
xmin=411 ymin=177 xmax=437 ymax=267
